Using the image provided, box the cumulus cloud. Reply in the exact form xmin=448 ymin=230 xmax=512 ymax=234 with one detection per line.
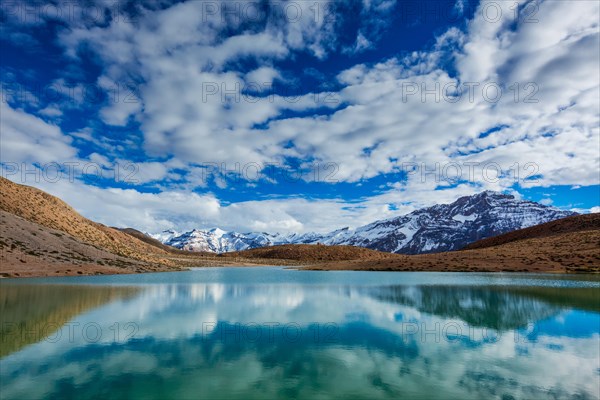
xmin=50 ymin=0 xmax=599 ymax=189
xmin=245 ymin=66 xmax=281 ymax=88
xmin=1 ymin=0 xmax=598 ymax=231
xmin=0 ymin=102 xmax=77 ymax=164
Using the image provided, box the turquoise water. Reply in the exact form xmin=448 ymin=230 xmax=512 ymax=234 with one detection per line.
xmin=1 ymin=268 xmax=599 ymax=399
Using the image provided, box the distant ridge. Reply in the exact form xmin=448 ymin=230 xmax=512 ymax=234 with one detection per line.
xmin=223 ymin=244 xmax=400 ymax=263
xmin=153 ymin=191 xmax=576 ymax=255
xmin=117 ymin=227 xmax=202 ymax=255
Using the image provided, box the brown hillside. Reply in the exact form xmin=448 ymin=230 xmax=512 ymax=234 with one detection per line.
xmin=0 ymin=211 xmax=178 ymax=277
xmin=465 ymin=213 xmax=600 ymax=250
xmin=0 ymin=177 xmax=172 ymax=265
xmin=307 ymin=226 xmax=600 ymax=273
xmin=224 ymin=244 xmax=400 ymax=262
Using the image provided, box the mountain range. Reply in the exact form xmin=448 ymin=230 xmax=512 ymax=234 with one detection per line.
xmin=1 ymin=177 xmax=597 ymax=277
xmin=151 ymin=191 xmax=576 ymax=254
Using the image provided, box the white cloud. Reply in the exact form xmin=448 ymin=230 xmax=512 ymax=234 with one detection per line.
xmin=1 ymin=0 xmax=598 ymax=232
xmin=245 ymin=67 xmax=281 ymax=87
xmin=52 ymin=0 xmax=598 ymax=190
xmin=37 ymin=105 xmax=63 ymax=118
xmin=343 ymin=32 xmax=372 ymax=55
xmin=454 ymin=0 xmax=466 ymax=15
xmin=0 ymin=102 xmax=77 ymax=164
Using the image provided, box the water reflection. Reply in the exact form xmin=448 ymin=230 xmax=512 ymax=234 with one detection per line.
xmin=368 ymin=285 xmax=600 ymax=330
xmin=0 ymin=285 xmax=139 ymax=358
xmin=1 ymin=272 xmax=599 ymax=400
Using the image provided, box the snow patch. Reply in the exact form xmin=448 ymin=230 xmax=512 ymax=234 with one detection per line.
xmin=452 ymin=214 xmax=477 ymax=223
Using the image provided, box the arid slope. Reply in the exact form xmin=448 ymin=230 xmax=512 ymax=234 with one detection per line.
xmin=223 ymin=243 xmax=400 ymax=263
xmin=305 ymin=214 xmax=600 ymax=272
xmin=465 ymin=213 xmax=600 ymax=249
xmin=0 ymin=210 xmax=178 ymax=277
xmin=0 ymin=177 xmax=184 ymax=276
xmin=0 ymin=178 xmax=176 ymax=263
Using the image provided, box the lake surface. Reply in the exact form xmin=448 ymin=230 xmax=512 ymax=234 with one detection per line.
xmin=1 ymin=268 xmax=599 ymax=399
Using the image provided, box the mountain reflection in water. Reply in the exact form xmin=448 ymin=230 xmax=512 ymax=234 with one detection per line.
xmin=1 ymin=270 xmax=598 ymax=400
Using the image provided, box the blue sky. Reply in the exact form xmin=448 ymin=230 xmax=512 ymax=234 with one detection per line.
xmin=1 ymin=0 xmax=599 ymax=233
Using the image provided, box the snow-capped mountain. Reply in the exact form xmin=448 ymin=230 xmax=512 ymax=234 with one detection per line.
xmin=149 ymin=228 xmax=280 ymax=253
xmin=150 ymin=191 xmax=577 ymax=254
xmin=148 ymin=228 xmax=327 ymax=253
xmin=318 ymin=191 xmax=577 ymax=254
xmin=150 ymin=229 xmax=179 ymax=244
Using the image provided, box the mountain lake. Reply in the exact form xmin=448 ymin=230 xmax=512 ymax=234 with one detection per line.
xmin=1 ymin=268 xmax=599 ymax=400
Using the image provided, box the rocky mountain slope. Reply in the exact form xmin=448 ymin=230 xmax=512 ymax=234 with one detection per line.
xmin=153 ymin=191 xmax=576 ymax=254
xmin=156 ymin=228 xmax=283 ymax=253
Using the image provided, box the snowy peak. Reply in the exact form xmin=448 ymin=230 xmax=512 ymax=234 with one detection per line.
xmin=151 ymin=192 xmax=577 ymax=254
xmin=208 ymin=228 xmax=227 ymax=237
xmin=148 ymin=229 xmax=179 ymax=243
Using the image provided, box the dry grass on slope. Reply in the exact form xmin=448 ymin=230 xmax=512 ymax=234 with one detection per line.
xmin=0 ymin=210 xmax=177 ymax=277
xmin=0 ymin=177 xmax=172 ymax=266
xmin=307 ymin=228 xmax=600 ymax=272
xmin=224 ymin=243 xmax=401 ymax=262
xmin=465 ymin=213 xmax=600 ymax=250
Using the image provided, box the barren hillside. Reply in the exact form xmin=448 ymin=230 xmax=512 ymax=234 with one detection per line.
xmin=465 ymin=213 xmax=600 ymax=249
xmin=0 ymin=177 xmax=174 ymax=266
xmin=224 ymin=243 xmax=400 ymax=262
xmin=306 ymin=214 xmax=600 ymax=273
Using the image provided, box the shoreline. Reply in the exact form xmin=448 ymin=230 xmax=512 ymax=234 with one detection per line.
xmin=2 ymin=262 xmax=598 ymax=279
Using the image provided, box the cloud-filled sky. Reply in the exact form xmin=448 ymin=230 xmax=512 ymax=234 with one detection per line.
xmin=1 ymin=0 xmax=599 ymax=233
